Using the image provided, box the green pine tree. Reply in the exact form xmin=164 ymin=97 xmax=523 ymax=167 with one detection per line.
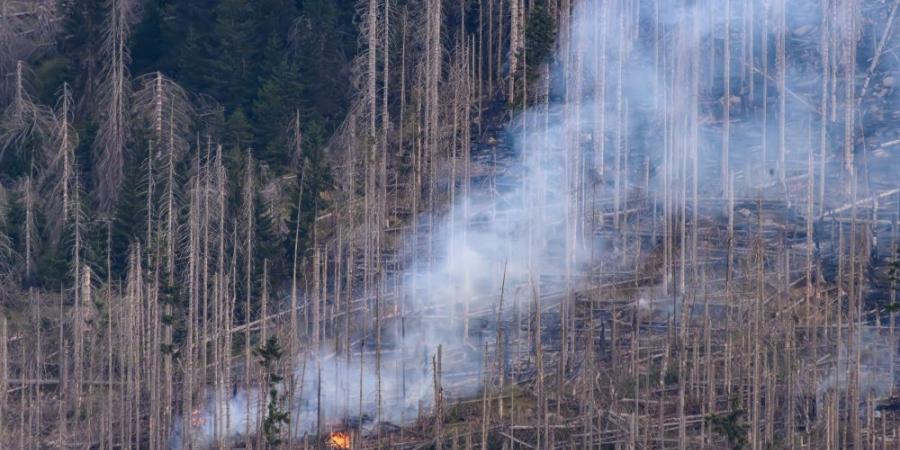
xmin=205 ymin=0 xmax=261 ymax=112
xmin=252 ymin=56 xmax=306 ymax=166
xmin=254 ymin=335 xmax=289 ymax=446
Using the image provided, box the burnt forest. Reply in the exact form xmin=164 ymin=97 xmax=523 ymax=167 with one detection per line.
xmin=1 ymin=0 xmax=899 ymax=448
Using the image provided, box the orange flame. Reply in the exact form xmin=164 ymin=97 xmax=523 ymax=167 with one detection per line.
xmin=327 ymin=431 xmax=351 ymax=449
xmin=190 ymin=408 xmax=205 ymax=427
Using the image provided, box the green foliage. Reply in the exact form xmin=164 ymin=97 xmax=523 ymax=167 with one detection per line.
xmin=889 ymin=246 xmax=899 ymax=282
xmin=664 ymin=366 xmax=679 ymax=386
xmin=648 ymin=362 xmax=679 ymax=387
xmin=705 ymin=397 xmax=749 ymax=450
xmin=159 ymin=343 xmax=177 ymax=355
xmin=291 ymin=0 xmax=356 ymax=121
xmin=523 ymin=4 xmax=557 ymax=72
xmin=886 ymin=247 xmax=900 ymax=314
xmin=32 ymin=56 xmax=75 ymax=104
xmin=158 ymin=280 xmax=188 ymax=356
xmin=56 ymin=0 xmax=105 ymax=94
xmin=508 ymin=3 xmax=556 ymax=108
xmin=0 ymin=0 xmax=355 ymax=388
xmin=225 ymin=108 xmax=253 ymax=156
xmin=255 ymin=335 xmax=284 ymax=372
xmin=251 ymin=56 xmax=306 ymax=165
xmin=129 ymin=0 xmax=166 ymax=74
xmin=109 ymin=153 xmax=149 ymax=279
xmin=36 ymin=241 xmax=69 ymax=288
xmin=252 ymin=188 xmax=285 ymax=278
xmin=205 ymin=0 xmax=261 ymax=109
xmin=255 ymin=335 xmax=289 ymax=445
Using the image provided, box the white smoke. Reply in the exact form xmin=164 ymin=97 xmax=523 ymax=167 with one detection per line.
xmin=816 ymin=325 xmax=895 ymax=416
xmin=174 ymin=1 xmax=676 ymax=446
xmin=179 ymin=38 xmax=586 ymax=450
xmin=175 ymin=0 xmax=900 ymax=446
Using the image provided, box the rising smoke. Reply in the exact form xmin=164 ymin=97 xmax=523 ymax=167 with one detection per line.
xmin=176 ymin=0 xmax=900 ymax=446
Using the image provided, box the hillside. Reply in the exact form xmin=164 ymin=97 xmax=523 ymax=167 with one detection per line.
xmin=1 ymin=0 xmax=900 ymax=449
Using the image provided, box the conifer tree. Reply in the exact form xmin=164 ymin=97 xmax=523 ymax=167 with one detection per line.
xmin=206 ymin=0 xmax=259 ymax=111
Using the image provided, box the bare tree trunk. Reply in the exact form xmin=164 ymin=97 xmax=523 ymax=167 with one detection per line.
xmin=243 ymin=150 xmax=254 ymax=447
xmin=433 ymin=344 xmax=443 ymax=450
xmin=722 ymin=0 xmax=730 ymax=190
xmin=776 ymin=0 xmax=787 ymax=188
xmin=94 ymin=0 xmax=134 ymax=211
xmin=0 ymin=316 xmax=6 ymax=445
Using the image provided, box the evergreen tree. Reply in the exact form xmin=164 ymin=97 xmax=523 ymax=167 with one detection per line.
xmin=252 ymin=187 xmax=285 ymax=283
xmin=158 ymin=0 xmax=219 ymax=90
xmin=225 ymin=108 xmax=254 ymax=165
xmin=129 ymin=0 xmax=165 ymax=74
xmin=255 ymin=335 xmax=289 ymax=445
xmin=523 ymin=4 xmax=556 ymax=75
xmin=55 ymin=0 xmax=106 ymax=102
xmin=251 ymin=56 xmax=306 ymax=166
xmin=108 ymin=158 xmax=148 ymax=280
xmin=205 ymin=0 xmax=260 ymax=112
xmin=292 ymin=0 xmax=356 ymax=121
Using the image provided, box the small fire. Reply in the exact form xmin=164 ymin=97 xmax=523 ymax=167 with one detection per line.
xmin=326 ymin=431 xmax=351 ymax=449
xmin=190 ymin=408 xmax=205 ymax=428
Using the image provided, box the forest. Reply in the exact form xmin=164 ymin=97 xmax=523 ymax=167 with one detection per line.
xmin=0 ymin=0 xmax=899 ymax=448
